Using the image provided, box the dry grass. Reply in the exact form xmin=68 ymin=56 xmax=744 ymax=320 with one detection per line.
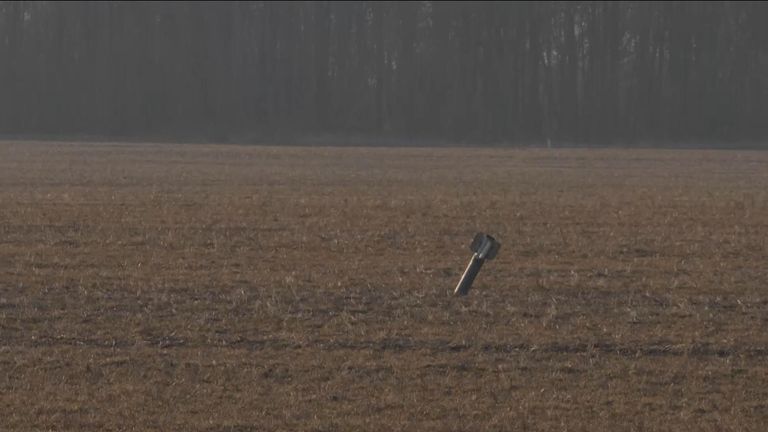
xmin=1 ymin=141 xmax=768 ymax=431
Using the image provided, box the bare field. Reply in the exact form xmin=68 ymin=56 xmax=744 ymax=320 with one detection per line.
xmin=1 ymin=141 xmax=768 ymax=431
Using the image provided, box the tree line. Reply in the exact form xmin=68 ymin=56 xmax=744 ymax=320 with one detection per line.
xmin=0 ymin=1 xmax=766 ymax=144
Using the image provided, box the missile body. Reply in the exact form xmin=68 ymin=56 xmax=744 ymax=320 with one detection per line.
xmin=454 ymin=233 xmax=500 ymax=296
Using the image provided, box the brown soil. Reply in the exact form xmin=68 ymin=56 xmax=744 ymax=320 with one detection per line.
xmin=1 ymin=141 xmax=768 ymax=431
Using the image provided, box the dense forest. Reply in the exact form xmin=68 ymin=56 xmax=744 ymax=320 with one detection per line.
xmin=0 ymin=1 xmax=766 ymax=144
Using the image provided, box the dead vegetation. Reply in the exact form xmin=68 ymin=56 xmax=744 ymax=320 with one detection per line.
xmin=1 ymin=141 xmax=768 ymax=431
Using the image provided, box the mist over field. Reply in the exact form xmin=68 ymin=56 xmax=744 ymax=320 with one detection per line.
xmin=0 ymin=1 xmax=767 ymax=145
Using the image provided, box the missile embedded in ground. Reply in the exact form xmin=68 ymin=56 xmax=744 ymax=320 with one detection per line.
xmin=453 ymin=233 xmax=500 ymax=296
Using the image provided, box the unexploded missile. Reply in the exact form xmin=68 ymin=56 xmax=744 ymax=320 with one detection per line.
xmin=454 ymin=233 xmax=500 ymax=296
